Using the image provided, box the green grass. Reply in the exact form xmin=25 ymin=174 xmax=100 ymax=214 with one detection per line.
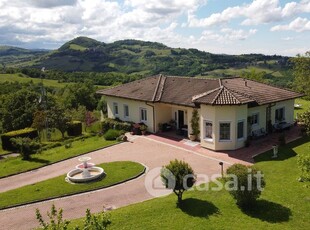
xmin=0 ymin=73 xmax=109 ymax=90
xmin=0 ymin=136 xmax=117 ymax=178
xmin=70 ymin=137 xmax=310 ymax=229
xmin=0 ymin=73 xmax=72 ymax=88
xmin=294 ymin=98 xmax=310 ymax=118
xmin=69 ymin=44 xmax=87 ymax=51
xmin=0 ymin=161 xmax=144 ymax=209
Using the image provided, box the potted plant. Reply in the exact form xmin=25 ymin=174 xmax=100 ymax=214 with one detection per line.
xmin=189 ymin=109 xmax=199 ymax=141
xmin=140 ymin=124 xmax=147 ymax=135
xmin=158 ymin=123 xmax=163 ymax=132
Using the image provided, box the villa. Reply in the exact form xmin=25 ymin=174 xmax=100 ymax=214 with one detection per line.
xmin=97 ymin=75 xmax=302 ymax=151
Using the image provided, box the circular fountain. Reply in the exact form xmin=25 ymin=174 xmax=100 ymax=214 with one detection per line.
xmin=66 ymin=157 xmax=105 ymax=183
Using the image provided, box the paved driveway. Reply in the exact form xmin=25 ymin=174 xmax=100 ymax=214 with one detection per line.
xmin=0 ymin=136 xmax=234 ymax=230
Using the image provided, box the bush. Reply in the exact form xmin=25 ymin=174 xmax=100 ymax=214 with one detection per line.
xmin=297 ymin=152 xmax=310 ymax=181
xmin=103 ymin=129 xmax=121 ymax=140
xmin=11 ymin=137 xmax=41 ymax=160
xmin=226 ymin=164 xmax=265 ymax=209
xmin=161 ymin=159 xmax=196 ymax=204
xmin=102 ymin=118 xmax=132 ymax=132
xmin=1 ymin=128 xmax=38 ymax=151
xmin=67 ymin=121 xmax=82 ymax=136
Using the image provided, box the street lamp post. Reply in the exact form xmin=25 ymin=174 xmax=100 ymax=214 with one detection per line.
xmin=40 ymin=67 xmax=49 ymax=141
xmin=219 ymin=162 xmax=224 ymax=178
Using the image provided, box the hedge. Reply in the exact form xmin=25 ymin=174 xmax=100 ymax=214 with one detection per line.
xmin=1 ymin=128 xmax=38 ymax=151
xmin=67 ymin=121 xmax=82 ymax=136
xmin=102 ymin=118 xmax=133 ymax=132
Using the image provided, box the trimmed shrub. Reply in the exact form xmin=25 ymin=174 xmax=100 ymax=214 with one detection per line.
xmin=161 ymin=159 xmax=196 ymax=204
xmin=1 ymin=128 xmax=38 ymax=151
xmin=67 ymin=121 xmax=82 ymax=136
xmin=102 ymin=118 xmax=132 ymax=133
xmin=103 ymin=129 xmax=121 ymax=140
xmin=226 ymin=164 xmax=265 ymax=209
xmin=11 ymin=137 xmax=41 ymax=160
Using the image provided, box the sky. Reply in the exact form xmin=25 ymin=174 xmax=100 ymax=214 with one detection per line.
xmin=0 ymin=0 xmax=309 ymax=56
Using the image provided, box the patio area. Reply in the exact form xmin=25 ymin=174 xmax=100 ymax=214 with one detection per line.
xmin=146 ymin=125 xmax=302 ymax=165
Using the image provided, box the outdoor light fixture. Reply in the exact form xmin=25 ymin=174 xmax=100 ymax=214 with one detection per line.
xmin=219 ymin=162 xmax=224 ymax=178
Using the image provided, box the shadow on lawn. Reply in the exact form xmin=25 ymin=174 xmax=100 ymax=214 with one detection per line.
xmin=254 ymin=136 xmax=310 ymax=163
xmin=179 ymin=198 xmax=220 ymax=218
xmin=242 ymin=199 xmax=292 ymax=223
xmin=27 ymin=157 xmax=50 ymax=164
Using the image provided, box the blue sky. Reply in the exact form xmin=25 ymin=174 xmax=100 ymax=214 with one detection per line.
xmin=0 ymin=0 xmax=309 ymax=56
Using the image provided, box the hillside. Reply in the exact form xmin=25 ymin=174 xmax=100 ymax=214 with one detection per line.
xmin=0 ymin=37 xmax=293 ymax=87
xmin=26 ymin=37 xmax=291 ymax=77
xmin=0 ymin=46 xmax=49 ymax=67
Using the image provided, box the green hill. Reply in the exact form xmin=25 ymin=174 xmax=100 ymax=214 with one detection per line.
xmin=0 ymin=46 xmax=49 ymax=67
xmin=28 ymin=37 xmax=290 ymax=76
xmin=0 ymin=37 xmax=293 ymax=87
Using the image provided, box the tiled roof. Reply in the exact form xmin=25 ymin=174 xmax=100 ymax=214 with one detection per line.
xmin=97 ymin=75 xmax=303 ymax=107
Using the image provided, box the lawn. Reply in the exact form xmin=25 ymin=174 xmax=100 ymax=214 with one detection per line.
xmin=0 ymin=73 xmax=109 ymax=90
xmin=0 ymin=136 xmax=117 ymax=178
xmin=71 ymin=136 xmax=310 ymax=230
xmin=0 ymin=73 xmax=72 ymax=88
xmin=0 ymin=161 xmax=144 ymax=209
xmin=294 ymin=98 xmax=310 ymax=118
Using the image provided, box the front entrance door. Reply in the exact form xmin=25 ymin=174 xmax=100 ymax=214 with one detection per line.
xmin=178 ymin=110 xmax=184 ymax=129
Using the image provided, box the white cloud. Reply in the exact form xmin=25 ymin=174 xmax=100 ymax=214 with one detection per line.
xmin=271 ymin=17 xmax=310 ymax=32
xmin=188 ymin=0 xmax=310 ymax=27
xmin=199 ymin=28 xmax=257 ymax=43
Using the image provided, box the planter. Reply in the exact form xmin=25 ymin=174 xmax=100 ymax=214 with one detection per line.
xmin=189 ymin=134 xmax=196 ymax=141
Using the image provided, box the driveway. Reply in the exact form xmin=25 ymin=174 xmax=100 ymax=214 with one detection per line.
xmin=0 ymin=136 xmax=234 ymax=230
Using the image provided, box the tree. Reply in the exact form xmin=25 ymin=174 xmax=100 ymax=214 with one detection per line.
xmin=97 ymin=96 xmax=107 ymax=115
xmin=1 ymin=89 xmax=40 ymax=132
xmin=48 ymin=104 xmax=71 ymax=139
xmin=299 ymin=109 xmax=310 ymax=135
xmin=291 ymin=51 xmax=310 ymax=99
xmin=226 ymin=164 xmax=265 ymax=209
xmin=32 ymin=110 xmax=47 ymax=140
xmin=161 ymin=159 xmax=196 ymax=204
xmin=241 ymin=68 xmax=267 ymax=83
xmin=61 ymin=80 xmax=98 ymax=110
xmin=190 ymin=109 xmax=200 ymax=139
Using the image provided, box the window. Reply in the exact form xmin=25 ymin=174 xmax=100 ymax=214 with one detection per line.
xmin=140 ymin=108 xmax=147 ymax=122
xmin=113 ymin=102 xmax=119 ymax=116
xmin=124 ymin=105 xmax=129 ymax=118
xmin=275 ymin=107 xmax=285 ymax=122
xmin=251 ymin=113 xmax=259 ymax=125
xmin=237 ymin=120 xmax=244 ymax=139
xmin=219 ymin=122 xmax=231 ymax=141
xmin=205 ymin=121 xmax=213 ymax=140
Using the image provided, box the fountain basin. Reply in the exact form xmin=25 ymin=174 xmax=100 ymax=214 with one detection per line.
xmin=67 ymin=167 xmax=105 ymax=183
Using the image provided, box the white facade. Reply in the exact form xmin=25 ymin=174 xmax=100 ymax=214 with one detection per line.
xmin=105 ymin=95 xmax=296 ymax=151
